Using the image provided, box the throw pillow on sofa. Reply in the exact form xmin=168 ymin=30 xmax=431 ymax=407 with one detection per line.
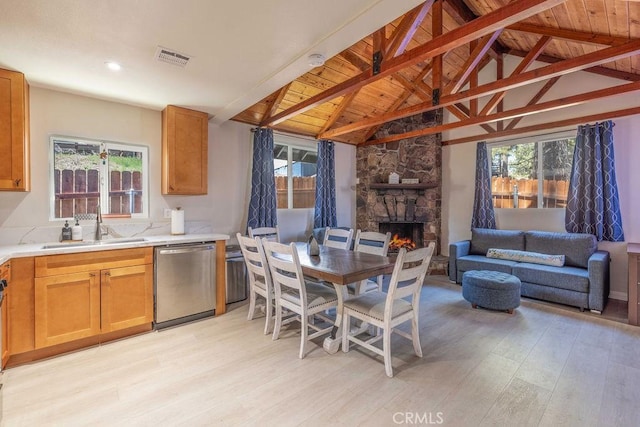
xmin=486 ymin=248 xmax=565 ymax=267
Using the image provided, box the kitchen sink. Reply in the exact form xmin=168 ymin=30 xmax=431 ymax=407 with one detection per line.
xmin=98 ymin=237 xmax=147 ymax=245
xmin=41 ymin=241 xmax=96 ymax=249
xmin=41 ymin=237 xmax=147 ymax=250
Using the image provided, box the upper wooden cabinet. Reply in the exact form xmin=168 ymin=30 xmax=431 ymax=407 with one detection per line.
xmin=162 ymin=105 xmax=208 ymax=195
xmin=0 ymin=68 xmax=30 ymax=191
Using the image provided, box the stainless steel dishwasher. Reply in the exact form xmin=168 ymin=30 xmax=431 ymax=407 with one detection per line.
xmin=154 ymin=242 xmax=216 ymax=329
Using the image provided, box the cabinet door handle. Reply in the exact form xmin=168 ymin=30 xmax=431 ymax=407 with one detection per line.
xmin=15 ymin=178 xmax=21 ymax=187
xmin=89 ymin=273 xmax=96 ymax=277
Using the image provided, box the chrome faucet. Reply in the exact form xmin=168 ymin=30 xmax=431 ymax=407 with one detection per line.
xmin=95 ymin=203 xmax=107 ymax=241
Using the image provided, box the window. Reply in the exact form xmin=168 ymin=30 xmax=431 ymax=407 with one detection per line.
xmin=273 ymin=136 xmax=317 ymax=209
xmin=489 ymin=132 xmax=575 ymax=209
xmin=50 ymin=136 xmax=149 ymax=220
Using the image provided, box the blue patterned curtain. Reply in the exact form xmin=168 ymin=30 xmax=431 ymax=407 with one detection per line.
xmin=247 ymin=128 xmax=277 ymax=230
xmin=314 ymin=140 xmax=337 ymax=228
xmin=471 ymin=141 xmax=496 ymax=229
xmin=565 ymin=121 xmax=624 ymax=242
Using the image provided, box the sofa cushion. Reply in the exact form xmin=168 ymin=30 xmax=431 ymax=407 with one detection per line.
xmin=457 ymin=255 xmax=518 ymax=275
xmin=486 ymin=248 xmax=565 ymax=267
xmin=525 ymin=231 xmax=597 ymax=268
xmin=470 ymin=228 xmax=525 ymax=255
xmin=512 ymin=263 xmax=590 ymax=293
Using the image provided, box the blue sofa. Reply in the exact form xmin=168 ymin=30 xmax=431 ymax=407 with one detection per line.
xmin=449 ymin=228 xmax=610 ymax=313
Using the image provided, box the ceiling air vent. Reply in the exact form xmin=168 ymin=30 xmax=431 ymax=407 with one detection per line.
xmin=154 ymin=46 xmax=191 ymax=67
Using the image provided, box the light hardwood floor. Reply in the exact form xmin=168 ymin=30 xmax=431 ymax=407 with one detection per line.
xmin=2 ymin=276 xmax=640 ymax=426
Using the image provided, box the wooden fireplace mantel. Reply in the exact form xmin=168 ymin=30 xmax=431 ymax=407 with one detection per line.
xmin=369 ymin=183 xmax=438 ymax=191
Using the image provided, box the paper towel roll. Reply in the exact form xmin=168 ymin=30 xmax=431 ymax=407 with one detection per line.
xmin=171 ymin=208 xmax=185 ymax=235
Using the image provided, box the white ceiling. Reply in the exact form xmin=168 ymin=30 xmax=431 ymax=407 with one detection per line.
xmin=0 ymin=0 xmax=423 ymax=124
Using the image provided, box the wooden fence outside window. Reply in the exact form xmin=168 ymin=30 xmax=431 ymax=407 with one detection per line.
xmin=492 ymin=176 xmax=569 ymax=209
xmin=53 ymin=169 xmax=143 ymax=218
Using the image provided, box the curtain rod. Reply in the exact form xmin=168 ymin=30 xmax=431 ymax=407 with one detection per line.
xmin=250 ymin=127 xmax=321 ymax=143
xmin=488 ymin=127 xmax=577 ymax=145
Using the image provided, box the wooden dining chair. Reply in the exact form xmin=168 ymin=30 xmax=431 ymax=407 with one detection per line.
xmin=349 ymin=230 xmax=392 ymax=295
xmin=342 ymin=242 xmax=435 ymax=377
xmin=248 ymin=225 xmax=280 ymax=242
xmin=262 ymin=239 xmax=339 ymax=359
xmin=322 ymin=227 xmax=354 ymax=250
xmin=237 ymin=233 xmax=275 ymax=335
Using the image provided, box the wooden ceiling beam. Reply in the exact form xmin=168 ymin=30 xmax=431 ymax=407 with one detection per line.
xmin=441 ymin=0 xmax=476 ymax=26
xmin=338 ymin=50 xmax=370 ymax=72
xmin=385 ymin=1 xmax=434 ymax=58
xmin=261 ymin=0 xmax=567 ymax=127
xmin=431 ymin=0 xmax=443 ymax=95
xmin=505 ymin=76 xmax=561 ymax=131
xmin=469 ymin=40 xmax=479 ymax=117
xmin=363 ymin=80 xmax=640 ymax=146
xmin=396 ymin=72 xmax=496 ymax=132
xmin=508 ymin=49 xmax=640 ymax=82
xmin=507 ymin=22 xmax=631 ymax=47
xmin=479 ymin=36 xmax=551 ymax=116
xmin=317 ymin=90 xmax=360 ymax=135
xmin=373 ymin=28 xmax=387 ymax=60
xmin=442 ymin=0 xmax=503 ymax=59
xmin=261 ymin=83 xmax=291 ymax=123
xmin=444 ymin=30 xmax=503 ymax=95
xmin=320 ymin=38 xmax=640 ymax=139
xmin=442 ymin=105 xmax=640 ymax=146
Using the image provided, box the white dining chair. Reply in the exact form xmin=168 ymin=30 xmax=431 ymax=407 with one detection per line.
xmin=237 ymin=233 xmax=275 ymax=335
xmin=262 ymin=239 xmax=339 ymax=359
xmin=348 ymin=230 xmax=392 ymax=295
xmin=322 ymin=227 xmax=354 ymax=250
xmin=248 ymin=225 xmax=280 ymax=242
xmin=342 ymin=242 xmax=435 ymax=377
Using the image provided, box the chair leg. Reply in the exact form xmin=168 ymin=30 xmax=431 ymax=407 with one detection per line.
xmin=263 ymin=296 xmax=273 ymax=335
xmin=299 ymin=313 xmax=308 ymax=359
xmin=342 ymin=311 xmax=350 ymax=352
xmin=247 ymin=290 xmax=256 ymax=321
xmin=411 ymin=312 xmax=423 ymax=357
xmin=383 ymin=327 xmax=393 ymax=378
xmin=272 ymin=302 xmax=282 ymax=341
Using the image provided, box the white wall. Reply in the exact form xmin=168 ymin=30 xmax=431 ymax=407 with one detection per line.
xmin=442 ymin=59 xmax=640 ymax=300
xmin=0 ymin=87 xmax=356 ymax=244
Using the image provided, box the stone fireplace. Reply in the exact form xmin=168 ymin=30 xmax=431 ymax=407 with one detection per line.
xmin=356 ymin=110 xmax=447 ymax=274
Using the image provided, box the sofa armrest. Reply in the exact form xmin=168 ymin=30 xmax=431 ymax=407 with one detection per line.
xmin=588 ymin=250 xmax=610 ymax=312
xmin=449 ymin=241 xmax=471 ymax=282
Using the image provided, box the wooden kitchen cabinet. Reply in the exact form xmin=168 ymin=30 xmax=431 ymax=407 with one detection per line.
xmin=35 ymin=271 xmax=101 ymax=348
xmin=100 ymin=264 xmax=153 ymax=333
xmin=34 ymin=248 xmax=153 ymax=349
xmin=0 ymin=68 xmax=30 ymax=191
xmin=162 ymin=105 xmax=208 ymax=195
xmin=1 ymin=261 xmax=10 ymax=367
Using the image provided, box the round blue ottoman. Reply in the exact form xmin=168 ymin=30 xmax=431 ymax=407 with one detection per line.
xmin=462 ymin=270 xmax=521 ymax=314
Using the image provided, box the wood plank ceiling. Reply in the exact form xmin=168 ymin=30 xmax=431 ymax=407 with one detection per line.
xmin=232 ymin=0 xmax=640 ymax=146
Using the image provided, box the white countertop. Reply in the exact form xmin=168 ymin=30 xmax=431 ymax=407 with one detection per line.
xmin=0 ymin=233 xmax=230 ymax=265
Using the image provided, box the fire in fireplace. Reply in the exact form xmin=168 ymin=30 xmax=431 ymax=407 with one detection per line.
xmin=389 ymin=234 xmax=416 ymax=252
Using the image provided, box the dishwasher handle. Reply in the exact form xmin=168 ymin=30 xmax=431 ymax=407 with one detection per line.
xmin=158 ymin=245 xmax=215 ymax=255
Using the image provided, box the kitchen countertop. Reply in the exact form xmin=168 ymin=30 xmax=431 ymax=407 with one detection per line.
xmin=0 ymin=233 xmax=230 ymax=265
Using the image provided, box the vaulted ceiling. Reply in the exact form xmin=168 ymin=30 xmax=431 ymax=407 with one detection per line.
xmin=232 ymin=0 xmax=640 ymax=146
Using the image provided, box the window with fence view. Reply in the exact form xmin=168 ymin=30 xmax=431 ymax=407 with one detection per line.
xmin=50 ymin=136 xmax=148 ymax=219
xmin=490 ymin=135 xmax=575 ymax=209
xmin=273 ymin=142 xmax=317 ymax=209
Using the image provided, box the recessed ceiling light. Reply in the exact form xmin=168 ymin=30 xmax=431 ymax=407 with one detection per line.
xmin=105 ymin=61 xmax=122 ymax=71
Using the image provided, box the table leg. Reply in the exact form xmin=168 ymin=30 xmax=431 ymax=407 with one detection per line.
xmin=323 ymin=283 xmax=347 ymax=354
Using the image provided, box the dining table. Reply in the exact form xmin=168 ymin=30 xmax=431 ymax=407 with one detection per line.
xmin=294 ymin=242 xmax=395 ymax=354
